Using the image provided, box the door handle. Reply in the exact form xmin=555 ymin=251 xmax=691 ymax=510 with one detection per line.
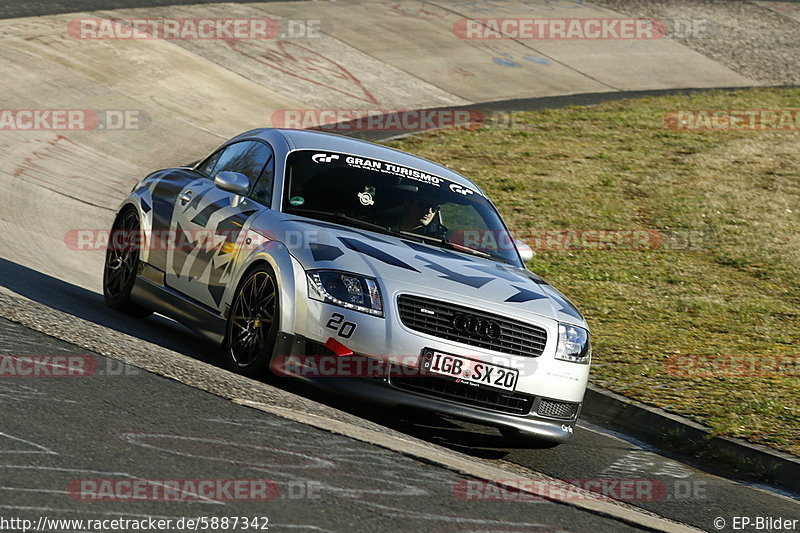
xmin=179 ymin=190 xmax=193 ymax=205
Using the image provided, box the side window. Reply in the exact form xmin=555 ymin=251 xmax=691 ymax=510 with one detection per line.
xmin=210 ymin=142 xmax=258 ymax=180
xmin=249 ymin=151 xmax=275 ymax=207
xmin=223 ymin=142 xmax=271 ymax=183
xmin=196 ymin=141 xmax=273 ymax=201
xmin=196 ymin=149 xmax=223 ymax=177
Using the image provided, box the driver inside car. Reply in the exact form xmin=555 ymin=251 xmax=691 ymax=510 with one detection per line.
xmin=397 ymin=196 xmax=449 ymax=240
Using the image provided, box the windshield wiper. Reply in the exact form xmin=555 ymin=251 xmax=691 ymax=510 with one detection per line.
xmin=398 ymin=231 xmax=494 ymax=260
xmin=446 ymin=239 xmax=494 ymax=259
xmin=289 ymin=208 xmax=395 ymax=235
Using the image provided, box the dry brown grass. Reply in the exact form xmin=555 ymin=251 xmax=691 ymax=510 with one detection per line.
xmin=386 ymin=88 xmax=800 ymax=454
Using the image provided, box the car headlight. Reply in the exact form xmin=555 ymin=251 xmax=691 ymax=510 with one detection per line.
xmin=554 ymin=324 xmax=591 ymax=364
xmin=307 ymin=270 xmax=383 ymax=317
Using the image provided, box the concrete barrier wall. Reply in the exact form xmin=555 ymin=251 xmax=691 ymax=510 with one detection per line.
xmin=0 ymin=0 xmax=758 ymax=292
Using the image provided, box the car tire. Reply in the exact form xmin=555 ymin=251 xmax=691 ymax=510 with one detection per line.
xmin=224 ymin=263 xmax=280 ymax=378
xmin=500 ymin=427 xmax=561 ymax=449
xmin=103 ymin=207 xmax=152 ymax=318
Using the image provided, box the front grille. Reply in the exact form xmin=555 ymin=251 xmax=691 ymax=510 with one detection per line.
xmin=397 ymin=295 xmax=547 ymax=357
xmin=389 ymin=374 xmax=534 ymax=415
xmin=538 ymin=399 xmax=579 ymax=420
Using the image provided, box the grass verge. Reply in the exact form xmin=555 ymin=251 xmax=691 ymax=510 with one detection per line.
xmin=385 ymin=88 xmax=800 ymax=456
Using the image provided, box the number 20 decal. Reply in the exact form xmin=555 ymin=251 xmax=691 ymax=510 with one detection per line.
xmin=326 ymin=313 xmax=357 ymax=338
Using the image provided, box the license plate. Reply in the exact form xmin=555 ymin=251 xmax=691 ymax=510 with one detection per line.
xmin=421 ymin=350 xmax=519 ymax=392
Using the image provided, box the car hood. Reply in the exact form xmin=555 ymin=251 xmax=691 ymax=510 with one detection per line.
xmin=270 ymin=215 xmax=587 ymax=327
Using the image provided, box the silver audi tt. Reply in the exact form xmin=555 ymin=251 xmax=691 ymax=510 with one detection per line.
xmin=103 ymin=128 xmax=591 ymax=445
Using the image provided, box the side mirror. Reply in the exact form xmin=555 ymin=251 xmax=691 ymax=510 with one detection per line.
xmin=214 ymin=171 xmax=250 ymax=196
xmin=515 ymin=239 xmax=534 ymax=262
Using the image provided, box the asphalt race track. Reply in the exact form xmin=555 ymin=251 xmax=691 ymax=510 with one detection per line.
xmin=1 ymin=317 xmax=655 ymax=533
xmin=0 ymin=0 xmax=798 ymax=532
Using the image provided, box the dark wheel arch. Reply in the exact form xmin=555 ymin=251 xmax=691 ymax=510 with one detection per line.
xmin=102 ymin=206 xmax=152 ymax=318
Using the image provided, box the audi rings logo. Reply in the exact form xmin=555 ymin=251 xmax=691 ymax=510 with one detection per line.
xmin=451 ymin=313 xmax=501 ymax=339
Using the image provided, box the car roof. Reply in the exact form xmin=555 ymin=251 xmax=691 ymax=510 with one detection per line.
xmin=238 ymin=128 xmax=484 ymax=193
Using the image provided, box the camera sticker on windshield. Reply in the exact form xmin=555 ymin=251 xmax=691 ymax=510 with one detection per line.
xmin=357 ymin=186 xmax=376 ymax=206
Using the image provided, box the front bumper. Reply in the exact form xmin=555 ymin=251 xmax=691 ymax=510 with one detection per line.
xmin=272 ymin=333 xmax=582 ymax=443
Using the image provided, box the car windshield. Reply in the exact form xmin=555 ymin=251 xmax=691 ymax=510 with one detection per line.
xmin=282 ymin=150 xmax=522 ymax=267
